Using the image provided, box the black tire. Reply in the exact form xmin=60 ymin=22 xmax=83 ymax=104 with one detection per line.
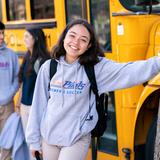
xmin=145 ymin=117 xmax=157 ymax=160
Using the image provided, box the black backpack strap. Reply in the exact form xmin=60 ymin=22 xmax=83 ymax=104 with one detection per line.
xmin=50 ymin=59 xmax=58 ymax=80
xmin=84 ymin=65 xmax=99 ymax=97
xmin=48 ymin=59 xmax=58 ymax=91
xmin=84 ymin=65 xmax=98 ymax=160
xmin=35 ymin=151 xmax=42 ymax=160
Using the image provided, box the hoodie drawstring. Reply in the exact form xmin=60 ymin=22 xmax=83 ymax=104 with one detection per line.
xmin=61 ymin=64 xmax=64 ymax=108
xmin=74 ymin=65 xmax=78 ymax=107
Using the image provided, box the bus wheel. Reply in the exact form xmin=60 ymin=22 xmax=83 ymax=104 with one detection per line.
xmin=145 ymin=117 xmax=157 ymax=160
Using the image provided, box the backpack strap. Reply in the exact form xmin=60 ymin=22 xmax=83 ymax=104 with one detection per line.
xmin=50 ymin=59 xmax=58 ymax=80
xmin=48 ymin=59 xmax=58 ymax=91
xmin=84 ymin=65 xmax=98 ymax=160
xmin=84 ymin=65 xmax=99 ymax=97
xmin=35 ymin=151 xmax=41 ymax=160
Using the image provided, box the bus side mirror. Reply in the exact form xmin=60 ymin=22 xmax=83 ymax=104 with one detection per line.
xmin=135 ymin=0 xmax=160 ymax=5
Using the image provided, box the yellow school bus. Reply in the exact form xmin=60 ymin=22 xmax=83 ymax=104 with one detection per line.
xmin=1 ymin=0 xmax=160 ymax=160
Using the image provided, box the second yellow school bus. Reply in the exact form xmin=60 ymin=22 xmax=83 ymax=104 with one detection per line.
xmin=1 ymin=0 xmax=160 ymax=160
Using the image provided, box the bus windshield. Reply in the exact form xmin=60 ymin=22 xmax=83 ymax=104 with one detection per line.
xmin=119 ymin=0 xmax=160 ymax=12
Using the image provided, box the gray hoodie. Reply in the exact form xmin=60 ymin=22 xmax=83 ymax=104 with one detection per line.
xmin=26 ymin=56 xmax=160 ymax=150
xmin=0 ymin=43 xmax=19 ymax=105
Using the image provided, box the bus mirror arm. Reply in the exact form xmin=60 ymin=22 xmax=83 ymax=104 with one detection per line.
xmin=122 ymin=148 xmax=131 ymax=160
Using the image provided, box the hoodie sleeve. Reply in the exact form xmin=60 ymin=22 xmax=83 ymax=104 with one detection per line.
xmin=26 ymin=60 xmax=50 ymax=150
xmin=10 ymin=53 xmax=19 ymax=97
xmin=95 ymin=56 xmax=160 ymax=94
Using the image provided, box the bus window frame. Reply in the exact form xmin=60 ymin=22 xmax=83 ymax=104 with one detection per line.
xmin=3 ymin=0 xmax=57 ymax=29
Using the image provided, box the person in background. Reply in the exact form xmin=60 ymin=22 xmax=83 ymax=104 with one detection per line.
xmin=16 ymin=27 xmax=50 ymax=160
xmin=0 ymin=21 xmax=19 ymax=160
xmin=26 ymin=19 xmax=160 ymax=160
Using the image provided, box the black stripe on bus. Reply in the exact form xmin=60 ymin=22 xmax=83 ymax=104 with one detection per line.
xmin=5 ymin=21 xmax=57 ymax=29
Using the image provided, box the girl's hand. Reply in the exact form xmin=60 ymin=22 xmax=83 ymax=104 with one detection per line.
xmin=15 ymin=105 xmax=20 ymax=114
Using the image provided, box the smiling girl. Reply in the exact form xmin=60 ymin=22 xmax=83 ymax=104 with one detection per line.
xmin=26 ymin=19 xmax=160 ymax=160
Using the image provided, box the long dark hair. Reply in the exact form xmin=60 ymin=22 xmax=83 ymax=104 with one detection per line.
xmin=18 ymin=27 xmax=50 ymax=83
xmin=51 ymin=19 xmax=104 ymax=65
xmin=0 ymin=21 xmax=5 ymax=30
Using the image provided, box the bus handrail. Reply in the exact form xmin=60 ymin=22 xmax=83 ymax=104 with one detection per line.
xmin=112 ymin=11 xmax=160 ymax=16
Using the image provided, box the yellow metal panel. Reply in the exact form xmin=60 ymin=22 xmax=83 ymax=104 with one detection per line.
xmin=54 ymin=0 xmax=66 ymax=36
xmin=1 ymin=0 xmax=7 ymax=22
xmin=26 ymin=0 xmax=31 ymax=20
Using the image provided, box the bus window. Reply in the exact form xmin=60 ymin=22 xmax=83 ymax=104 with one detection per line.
xmin=120 ymin=0 xmax=160 ymax=12
xmin=65 ymin=0 xmax=82 ymax=23
xmin=0 ymin=1 xmax=2 ymax=21
xmin=6 ymin=0 xmax=26 ymax=20
xmin=31 ymin=0 xmax=54 ymax=19
xmin=90 ymin=0 xmax=111 ymax=52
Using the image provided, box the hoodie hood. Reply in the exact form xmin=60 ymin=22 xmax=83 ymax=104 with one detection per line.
xmin=0 ymin=42 xmax=6 ymax=51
